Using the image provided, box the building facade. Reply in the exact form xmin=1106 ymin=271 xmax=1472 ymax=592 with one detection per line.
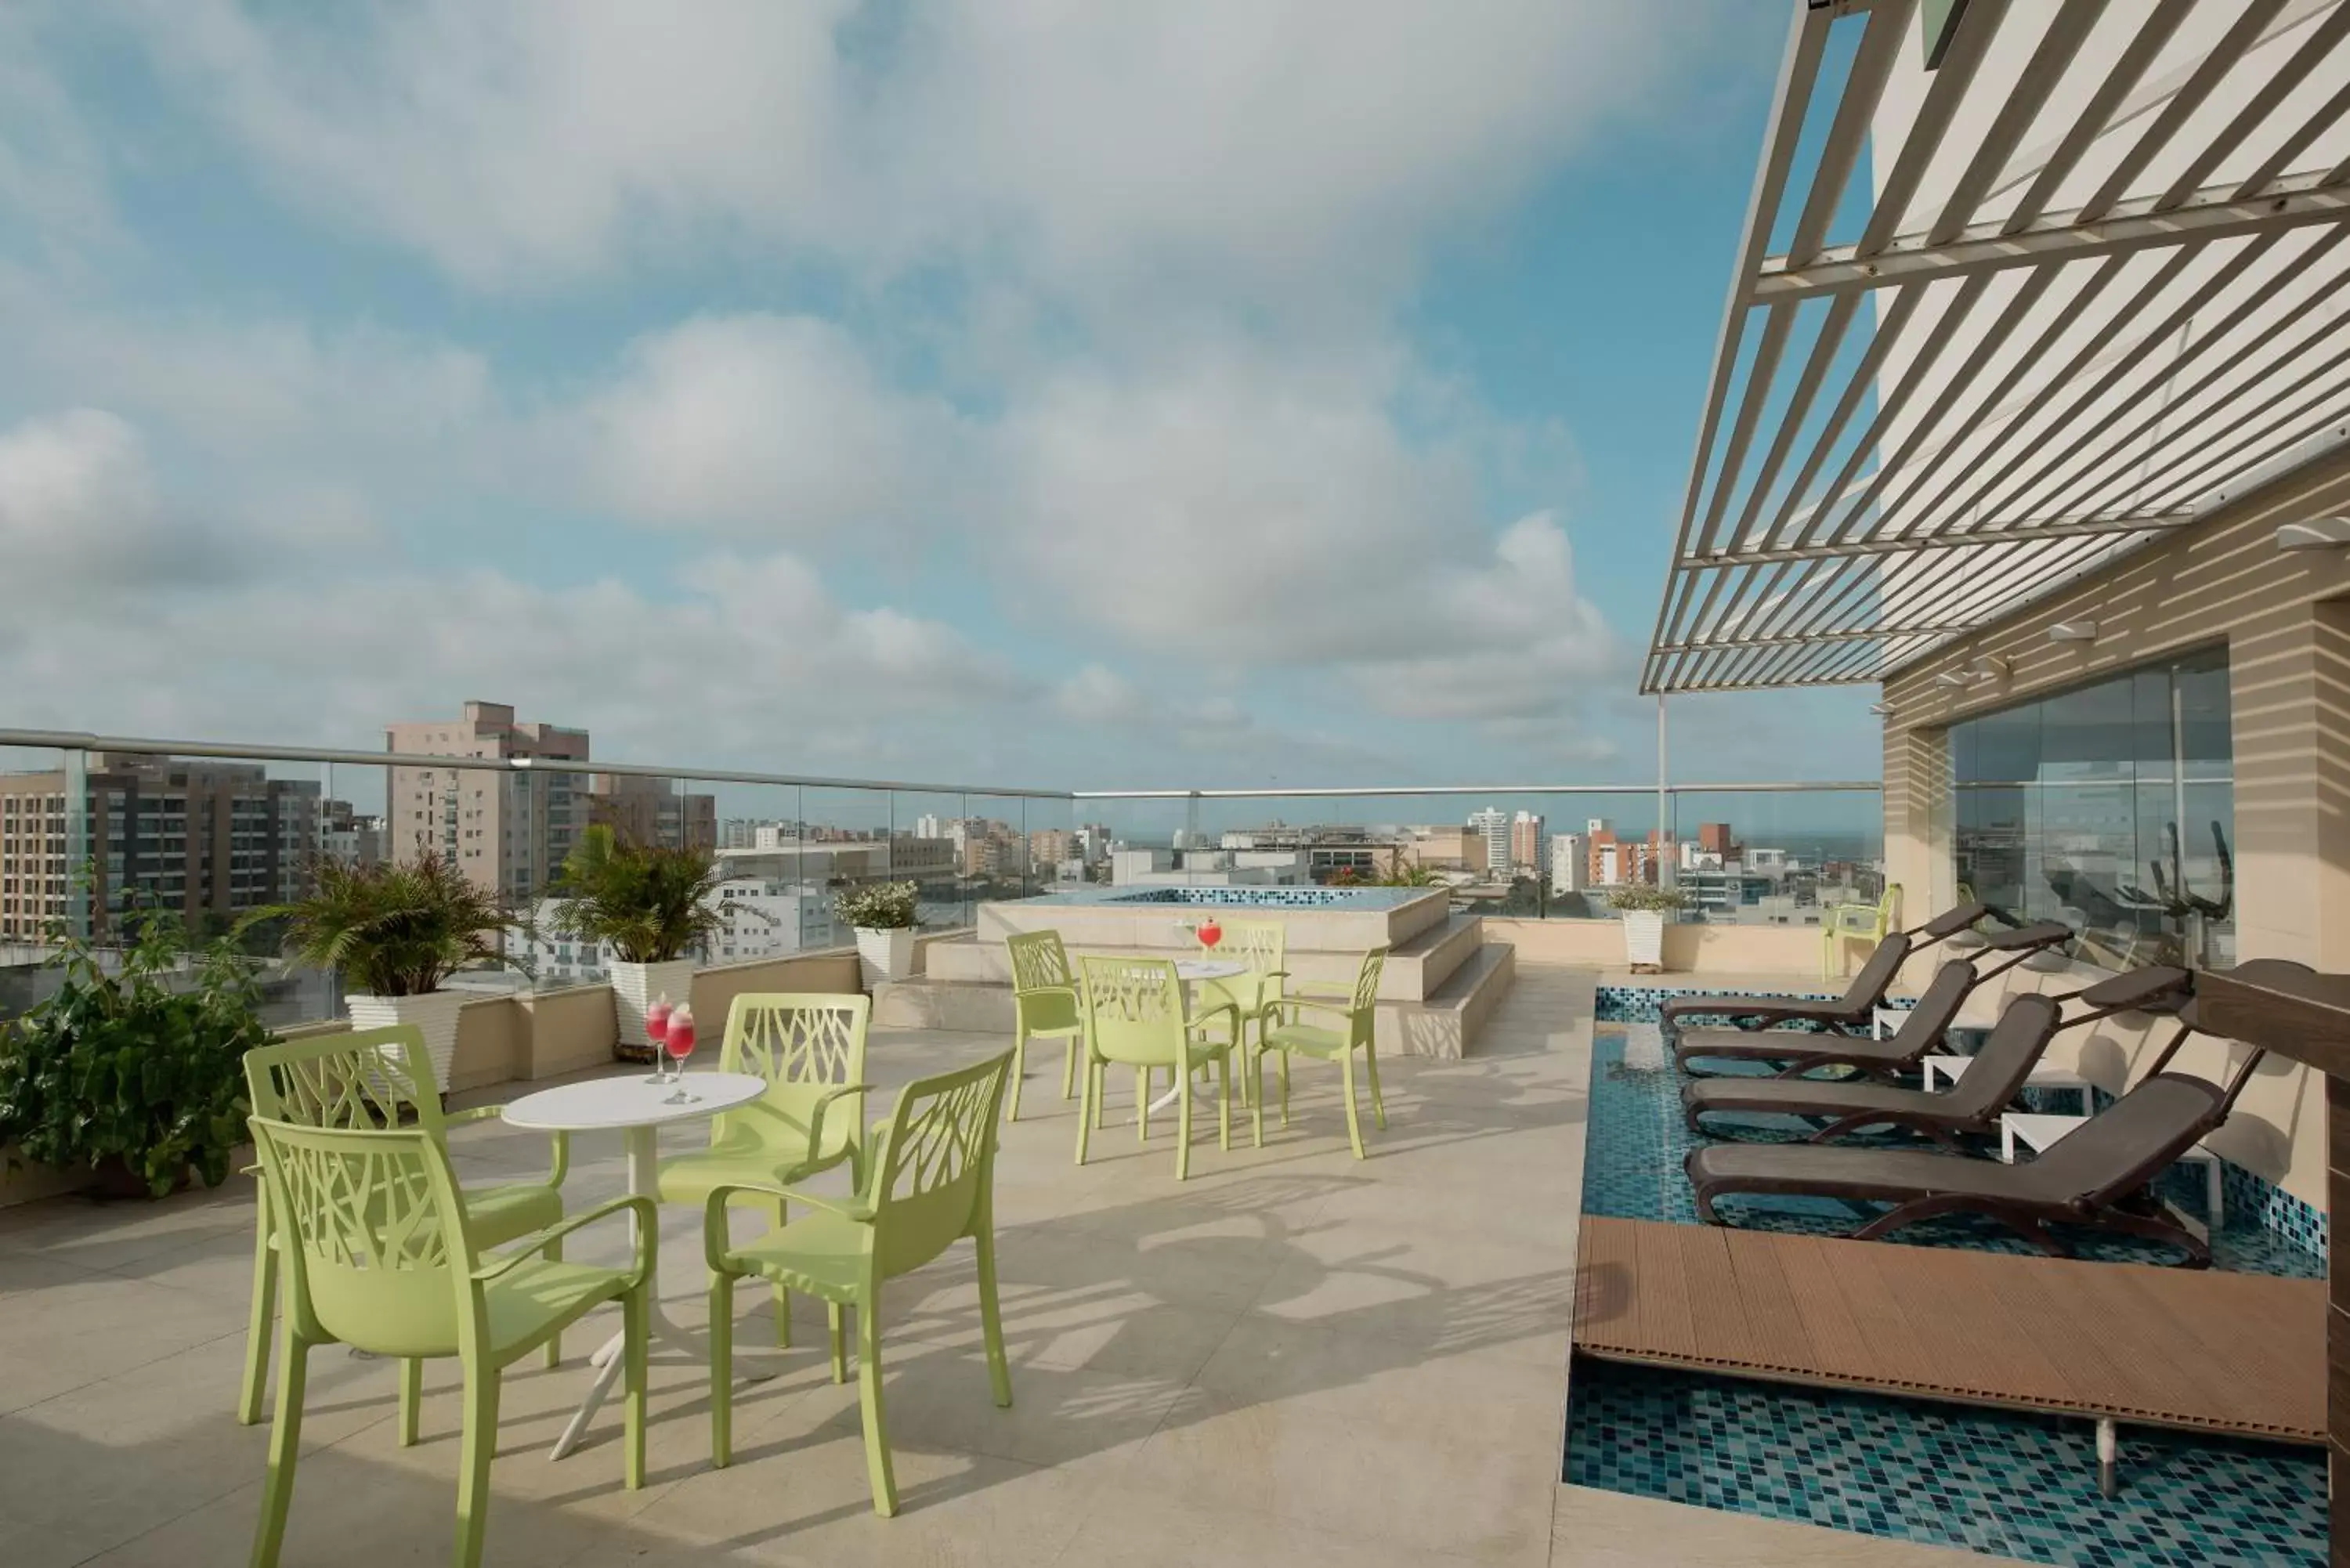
xmin=1509 ymin=810 xmax=1546 ymax=875
xmin=586 ymin=773 xmax=718 ymax=851
xmin=1466 ymin=807 xmax=1509 ymax=874
xmin=386 ymin=701 xmax=590 ymax=902
xmin=0 ymin=756 xmax=320 ymax=941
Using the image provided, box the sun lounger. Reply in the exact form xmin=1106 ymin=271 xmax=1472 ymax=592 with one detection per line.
xmin=1670 ymin=919 xmax=2074 ymax=1074
xmin=1685 ymin=997 xmax=2262 ymax=1266
xmin=1682 ymin=963 xmax=2189 ymax=1143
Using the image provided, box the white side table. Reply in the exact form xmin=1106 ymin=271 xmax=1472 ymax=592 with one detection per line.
xmin=504 ymin=1070 xmax=773 ymax=1461
xmin=1998 ymin=1111 xmax=2222 ymax=1228
xmin=1923 ymin=1054 xmax=2093 ymax=1113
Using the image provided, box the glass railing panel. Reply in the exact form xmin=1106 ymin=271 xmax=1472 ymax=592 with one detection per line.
xmin=886 ymin=789 xmax=971 ymax=930
xmin=1667 ymin=786 xmax=1885 ymax=927
xmin=0 ymin=742 xmax=78 ymax=1020
xmin=798 ymin=785 xmax=897 ymax=941
xmin=695 ymin=780 xmax=823 ymax=970
xmin=963 ymin=793 xmax=1050 ymax=916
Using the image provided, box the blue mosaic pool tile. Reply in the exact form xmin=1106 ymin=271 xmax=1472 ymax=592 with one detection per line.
xmin=1567 ymin=1361 xmax=2327 ymax=1567
xmin=1571 ymin=1002 xmax=2332 ymax=1567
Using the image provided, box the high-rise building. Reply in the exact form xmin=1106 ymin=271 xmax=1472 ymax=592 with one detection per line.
xmin=317 ymin=800 xmax=384 ymax=869
xmin=386 ymin=700 xmax=590 ymax=902
xmin=1551 ymin=833 xmax=1586 ymax=894
xmin=1030 ymin=828 xmax=1075 ymax=869
xmin=0 ymin=756 xmax=321 ymax=941
xmin=1510 ymin=810 xmax=1546 ymax=874
xmin=1466 ymin=807 xmax=1509 ymax=876
xmin=1583 ymin=820 xmax=1665 ymax=887
xmin=586 ymin=774 xmax=718 ymax=852
xmin=914 ymin=814 xmax=944 ymax=840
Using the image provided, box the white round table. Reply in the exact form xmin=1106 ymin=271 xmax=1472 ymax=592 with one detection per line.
xmin=504 ymin=1070 xmax=770 ymax=1461
xmin=1148 ymin=959 xmax=1249 ymax=1114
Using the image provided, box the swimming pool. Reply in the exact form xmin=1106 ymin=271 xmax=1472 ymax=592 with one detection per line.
xmin=1566 ymin=1002 xmax=2329 ymax=1567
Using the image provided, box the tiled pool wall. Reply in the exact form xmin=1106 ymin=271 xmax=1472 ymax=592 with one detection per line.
xmin=1596 ymin=985 xmax=2329 ymax=1266
xmin=1571 ymin=988 xmax=2331 ymax=1567
xmin=1021 ymin=885 xmax=1430 ymax=909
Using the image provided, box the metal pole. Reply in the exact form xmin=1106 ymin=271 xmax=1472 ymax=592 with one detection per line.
xmin=1657 ymin=695 xmax=1674 ymax=890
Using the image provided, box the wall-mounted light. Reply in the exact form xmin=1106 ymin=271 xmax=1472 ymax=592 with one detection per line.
xmin=1931 ymin=672 xmax=1970 ymax=688
xmin=2275 ymin=517 xmax=2350 ymax=550
xmin=1868 ymin=701 xmax=1894 ymax=715
xmin=1971 ymin=656 xmax=2010 ymax=680
xmin=2048 ymin=621 xmax=2099 ymax=642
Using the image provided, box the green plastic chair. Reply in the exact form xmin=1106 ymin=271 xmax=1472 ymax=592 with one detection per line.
xmin=1005 ymin=930 xmax=1085 ymax=1122
xmin=1076 ymin=955 xmax=1248 ymax=1180
xmin=703 ymin=1048 xmax=1015 ymax=1517
xmin=1821 ymin=882 xmax=1901 ymax=978
xmin=1198 ymin=919 xmax=1285 ymax=1106
xmin=658 ymin=993 xmax=871 ymax=1348
xmin=1256 ymin=947 xmax=1390 ymax=1160
xmin=245 ymin=1115 xmax=652 ymax=1568
xmin=240 ymin=1027 xmax=570 ymax=1429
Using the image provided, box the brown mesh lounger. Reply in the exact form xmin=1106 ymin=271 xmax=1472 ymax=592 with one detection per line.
xmin=1680 ymin=964 xmax=2192 ymax=1140
xmin=1685 ymin=996 xmax=2265 ymax=1266
xmin=1656 ymin=904 xmax=1977 ymax=1040
xmin=1670 ymin=919 xmax=2074 ymax=1075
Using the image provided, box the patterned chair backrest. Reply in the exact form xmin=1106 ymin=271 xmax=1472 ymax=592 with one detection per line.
xmin=1078 ymin=956 xmax=1187 ymax=1067
xmin=868 ymin=1050 xmax=1011 ymax=1278
xmin=1005 ymin=930 xmax=1074 ymax=995
xmin=249 ymin=1115 xmax=475 ymax=1357
xmin=716 ymin=992 xmax=870 ymax=1147
xmin=1210 ymin=919 xmax=1285 ymax=980
xmin=1350 ymin=948 xmax=1389 ymax=1014
xmin=245 ymin=1026 xmax=447 ymax=1138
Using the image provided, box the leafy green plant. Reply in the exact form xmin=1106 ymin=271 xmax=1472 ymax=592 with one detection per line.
xmin=0 ymin=909 xmax=268 ymax=1197
xmin=1607 ymin=883 xmax=1693 ymax=913
xmin=550 ymin=825 xmax=722 ymax=963
xmin=835 ymin=880 xmax=920 ymax=930
xmin=548 ymin=827 xmax=719 ymax=963
xmin=1376 ymin=862 xmax=1441 ymax=887
xmin=258 ymin=850 xmax=511 ymax=995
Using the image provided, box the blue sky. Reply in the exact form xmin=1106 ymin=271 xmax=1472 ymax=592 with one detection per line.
xmin=0 ymin=1 xmax=1880 ymax=790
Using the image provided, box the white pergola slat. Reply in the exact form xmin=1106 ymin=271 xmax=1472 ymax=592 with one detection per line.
xmin=1645 ymin=0 xmax=2350 ymax=694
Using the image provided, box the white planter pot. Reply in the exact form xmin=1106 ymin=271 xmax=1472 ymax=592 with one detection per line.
xmin=610 ymin=959 xmax=699 ymax=1062
xmin=855 ymin=927 xmax=918 ymax=988
xmin=1622 ymin=911 xmax=1666 ymax=970
xmin=346 ymin=989 xmax=468 ymax=1095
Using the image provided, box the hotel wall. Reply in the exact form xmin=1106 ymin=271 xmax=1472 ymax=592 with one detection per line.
xmin=1881 ymin=442 xmax=2350 ymax=1210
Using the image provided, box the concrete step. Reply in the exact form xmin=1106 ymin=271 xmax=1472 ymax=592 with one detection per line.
xmin=1371 ymin=939 xmax=1516 ymax=1059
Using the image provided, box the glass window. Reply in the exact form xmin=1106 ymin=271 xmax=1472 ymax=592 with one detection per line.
xmin=1950 ymin=646 xmax=2233 ymax=968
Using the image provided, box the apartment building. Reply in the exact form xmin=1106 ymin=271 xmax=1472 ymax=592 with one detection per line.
xmin=1509 ymin=810 xmax=1546 ymax=875
xmin=386 ymin=701 xmax=590 ymax=902
xmin=0 ymin=757 xmax=320 ymax=941
xmin=586 ymin=772 xmax=718 ymax=852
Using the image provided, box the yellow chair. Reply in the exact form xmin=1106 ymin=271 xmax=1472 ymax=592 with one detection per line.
xmin=1822 ymin=883 xmax=1900 ymax=978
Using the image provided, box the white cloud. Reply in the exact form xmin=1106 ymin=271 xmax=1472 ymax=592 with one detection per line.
xmin=114 ymin=0 xmax=1693 ymax=316
xmin=0 ymin=409 xmax=229 ymax=589
xmin=559 ymin=315 xmax=966 ymax=537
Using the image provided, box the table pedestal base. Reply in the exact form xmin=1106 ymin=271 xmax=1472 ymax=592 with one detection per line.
xmin=547 ymin=1125 xmax=781 ymax=1461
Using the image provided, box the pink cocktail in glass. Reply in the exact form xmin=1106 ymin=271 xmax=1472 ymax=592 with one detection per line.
xmin=663 ymin=1006 xmax=699 ymax=1102
xmin=643 ymin=995 xmax=674 ymax=1082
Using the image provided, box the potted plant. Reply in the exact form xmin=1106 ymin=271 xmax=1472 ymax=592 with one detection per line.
xmin=1608 ymin=883 xmax=1691 ymax=973
xmin=264 ymin=851 xmax=509 ymax=1092
xmin=836 ymin=880 xmax=920 ymax=987
xmin=550 ymin=826 xmax=722 ymax=1062
xmin=0 ymin=909 xmax=268 ymax=1198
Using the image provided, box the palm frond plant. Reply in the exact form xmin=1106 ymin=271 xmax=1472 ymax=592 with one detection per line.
xmin=262 ymin=851 xmax=512 ymax=995
xmin=250 ymin=849 xmax=514 ymax=1091
xmin=550 ymin=826 xmax=723 ymax=963
xmin=551 ymin=826 xmax=724 ymax=1061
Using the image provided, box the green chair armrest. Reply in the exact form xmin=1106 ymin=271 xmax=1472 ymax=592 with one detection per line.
xmin=702 ymin=1180 xmax=873 ymax=1273
xmin=1271 ymin=994 xmax=1358 ymax=1021
xmin=804 ymin=1082 xmax=875 ymax=1161
xmin=1187 ymin=999 xmax=1240 ymax=1040
xmin=444 ymin=1105 xmax=569 ymax=1186
xmin=475 ymin=1194 xmax=655 ymax=1287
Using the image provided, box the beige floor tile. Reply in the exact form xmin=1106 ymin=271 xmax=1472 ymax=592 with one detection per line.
xmin=1052 ymin=1487 xmax=1500 ymax=1568
xmin=1138 ymin=1386 xmax=1557 ymax=1565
